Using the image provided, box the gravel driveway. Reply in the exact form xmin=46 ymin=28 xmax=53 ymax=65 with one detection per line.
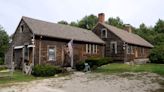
xmin=0 ymin=72 xmax=163 ymax=92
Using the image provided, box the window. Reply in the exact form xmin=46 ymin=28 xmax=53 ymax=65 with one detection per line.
xmin=48 ymin=46 xmax=56 ymax=61
xmin=86 ymin=44 xmax=91 ymax=54
xmin=24 ymin=45 xmax=29 ymax=60
xmin=127 ymin=45 xmax=131 ymax=54
xmin=131 ymin=46 xmax=134 ymax=54
xmin=86 ymin=44 xmax=88 ymax=53
xmin=111 ymin=41 xmax=117 ymax=54
xmin=86 ymin=44 xmax=97 ymax=54
xmin=20 ymin=25 xmax=24 ymax=33
xmin=92 ymin=44 xmax=98 ymax=54
xmin=101 ymin=28 xmax=107 ymax=38
xmin=141 ymin=48 xmax=144 ymax=55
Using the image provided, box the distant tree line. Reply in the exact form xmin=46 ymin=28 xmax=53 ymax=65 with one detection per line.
xmin=58 ymin=14 xmax=164 ymax=63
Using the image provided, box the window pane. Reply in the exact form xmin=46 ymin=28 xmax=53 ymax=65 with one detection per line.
xmin=48 ymin=47 xmax=55 ymax=61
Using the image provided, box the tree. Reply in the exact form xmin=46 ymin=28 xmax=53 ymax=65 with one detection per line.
xmin=134 ymin=23 xmax=156 ymax=45
xmin=58 ymin=20 xmax=68 ymax=25
xmin=78 ymin=14 xmax=98 ymax=30
xmin=106 ymin=17 xmax=125 ymax=29
xmin=149 ymin=45 xmax=164 ymax=64
xmin=0 ymin=25 xmax=9 ymax=65
xmin=154 ymin=19 xmax=164 ymax=33
xmin=70 ymin=21 xmax=78 ymax=27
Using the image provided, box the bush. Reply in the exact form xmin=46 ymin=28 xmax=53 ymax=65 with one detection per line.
xmin=149 ymin=45 xmax=164 ymax=64
xmin=86 ymin=57 xmax=112 ymax=68
xmin=75 ymin=57 xmax=112 ymax=71
xmin=0 ymin=58 xmax=4 ymax=65
xmin=32 ymin=64 xmax=63 ymax=77
xmin=75 ymin=61 xmax=85 ymax=71
xmin=0 ymin=65 xmax=7 ymax=71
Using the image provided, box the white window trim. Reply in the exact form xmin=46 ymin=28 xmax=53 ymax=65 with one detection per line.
xmin=47 ymin=45 xmax=56 ymax=61
xmin=92 ymin=44 xmax=98 ymax=54
xmin=111 ymin=41 xmax=117 ymax=54
xmin=101 ymin=28 xmax=107 ymax=38
xmin=14 ymin=46 xmax=24 ymax=49
xmin=89 ymin=44 xmax=92 ymax=54
xmin=86 ymin=44 xmax=98 ymax=54
xmin=86 ymin=44 xmax=88 ymax=53
xmin=92 ymin=44 xmax=95 ymax=54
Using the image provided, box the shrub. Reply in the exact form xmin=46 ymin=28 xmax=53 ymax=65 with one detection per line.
xmin=0 ymin=65 xmax=7 ymax=71
xmin=86 ymin=57 xmax=112 ymax=67
xmin=0 ymin=58 xmax=4 ymax=65
xmin=149 ymin=45 xmax=164 ymax=64
xmin=32 ymin=64 xmax=63 ymax=77
xmin=75 ymin=61 xmax=85 ymax=71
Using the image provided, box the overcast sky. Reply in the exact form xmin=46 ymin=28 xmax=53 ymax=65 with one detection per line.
xmin=0 ymin=0 xmax=164 ymax=35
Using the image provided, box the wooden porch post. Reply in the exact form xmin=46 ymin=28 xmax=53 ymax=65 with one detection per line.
xmin=32 ymin=34 xmax=35 ymax=66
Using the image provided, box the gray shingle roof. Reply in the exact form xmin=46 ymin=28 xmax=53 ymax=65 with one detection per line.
xmin=100 ymin=23 xmax=153 ymax=48
xmin=22 ymin=16 xmax=104 ymax=44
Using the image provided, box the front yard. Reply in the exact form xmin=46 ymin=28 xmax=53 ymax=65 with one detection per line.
xmin=94 ymin=63 xmax=164 ymax=76
xmin=0 ymin=70 xmax=40 ymax=85
xmin=0 ymin=64 xmax=164 ymax=92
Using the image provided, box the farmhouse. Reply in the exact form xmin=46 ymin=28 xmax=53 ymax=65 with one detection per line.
xmin=93 ymin=13 xmax=154 ymax=63
xmin=5 ymin=16 xmax=105 ymax=69
xmin=5 ymin=13 xmax=154 ymax=69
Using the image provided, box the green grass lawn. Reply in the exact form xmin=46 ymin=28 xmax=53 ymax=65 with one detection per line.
xmin=0 ymin=70 xmax=42 ymax=84
xmin=94 ymin=63 xmax=164 ymax=75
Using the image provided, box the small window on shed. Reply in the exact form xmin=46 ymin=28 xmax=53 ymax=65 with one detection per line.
xmin=127 ymin=45 xmax=131 ymax=54
xmin=20 ymin=25 xmax=24 ymax=33
xmin=101 ymin=28 xmax=107 ymax=38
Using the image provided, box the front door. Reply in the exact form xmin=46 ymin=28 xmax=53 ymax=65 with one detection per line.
xmin=134 ymin=48 xmax=138 ymax=58
xmin=14 ymin=49 xmax=23 ymax=69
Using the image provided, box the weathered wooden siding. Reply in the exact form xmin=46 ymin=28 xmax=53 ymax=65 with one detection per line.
xmin=93 ymin=24 xmax=125 ymax=61
xmin=12 ymin=20 xmax=33 ymax=46
xmin=93 ymin=23 xmax=152 ymax=62
xmin=34 ymin=36 xmax=104 ymax=66
xmin=5 ymin=20 xmax=33 ymax=67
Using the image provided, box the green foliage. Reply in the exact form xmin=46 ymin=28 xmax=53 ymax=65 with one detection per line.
xmin=154 ymin=19 xmax=164 ymax=33
xmin=0 ymin=70 xmax=38 ymax=84
xmin=0 ymin=25 xmax=9 ymax=65
xmin=106 ymin=17 xmax=125 ymax=29
xmin=78 ymin=14 xmax=98 ymax=30
xmin=149 ymin=45 xmax=164 ymax=64
xmin=70 ymin=21 xmax=78 ymax=27
xmin=0 ymin=65 xmax=7 ymax=71
xmin=85 ymin=57 xmax=112 ymax=69
xmin=32 ymin=65 xmax=63 ymax=77
xmin=75 ymin=57 xmax=112 ymax=71
xmin=58 ymin=20 xmax=68 ymax=25
xmin=75 ymin=61 xmax=85 ymax=71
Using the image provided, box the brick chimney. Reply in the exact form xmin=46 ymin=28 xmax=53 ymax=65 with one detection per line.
xmin=98 ymin=13 xmax=105 ymax=23
xmin=124 ymin=24 xmax=132 ymax=33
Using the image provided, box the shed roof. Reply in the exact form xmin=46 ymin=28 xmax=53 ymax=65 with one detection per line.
xmin=22 ymin=16 xmax=105 ymax=44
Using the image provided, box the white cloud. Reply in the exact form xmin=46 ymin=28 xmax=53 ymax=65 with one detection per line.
xmin=0 ymin=0 xmax=164 ymax=35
